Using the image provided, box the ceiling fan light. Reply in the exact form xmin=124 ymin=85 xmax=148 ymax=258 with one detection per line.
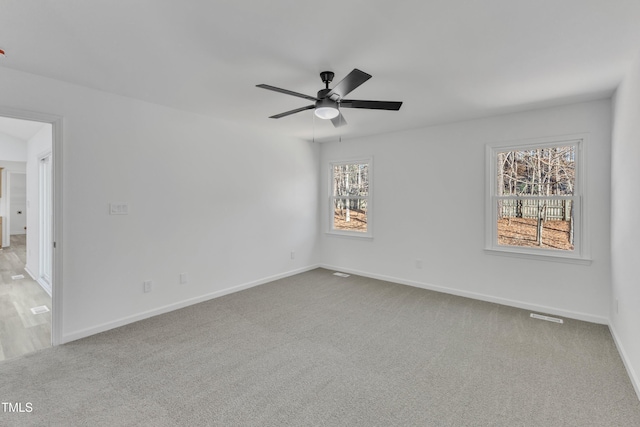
xmin=315 ymin=106 xmax=340 ymax=120
xmin=314 ymin=98 xmax=339 ymax=119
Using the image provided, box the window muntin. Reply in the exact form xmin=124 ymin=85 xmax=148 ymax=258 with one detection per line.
xmin=329 ymin=160 xmax=371 ymax=236
xmin=487 ymin=138 xmax=586 ymax=261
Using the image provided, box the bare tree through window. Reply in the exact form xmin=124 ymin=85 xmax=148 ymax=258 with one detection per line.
xmin=332 ymin=162 xmax=369 ymax=232
xmin=496 ymin=146 xmax=576 ymax=250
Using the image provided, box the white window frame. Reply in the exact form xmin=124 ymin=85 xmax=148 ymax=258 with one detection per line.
xmin=485 ymin=134 xmax=591 ymax=265
xmin=327 ymin=157 xmax=373 ymax=238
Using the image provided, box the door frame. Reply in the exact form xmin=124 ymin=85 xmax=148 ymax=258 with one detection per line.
xmin=0 ymin=107 xmax=63 ymax=346
xmin=38 ymin=151 xmax=53 ymax=292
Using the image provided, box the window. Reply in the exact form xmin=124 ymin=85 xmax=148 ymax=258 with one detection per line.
xmin=485 ymin=136 xmax=589 ymax=263
xmin=328 ymin=158 xmax=372 ymax=237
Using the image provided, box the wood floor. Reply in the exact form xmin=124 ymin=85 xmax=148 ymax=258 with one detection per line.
xmin=0 ymin=234 xmax=51 ymax=361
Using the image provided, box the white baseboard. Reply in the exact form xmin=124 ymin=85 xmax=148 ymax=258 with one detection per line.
xmin=36 ymin=278 xmax=52 ymax=297
xmin=24 ymin=265 xmax=37 ymax=280
xmin=608 ymin=324 xmax=640 ymax=401
xmin=24 ymin=265 xmax=53 ymax=297
xmin=320 ymin=264 xmax=609 ymax=325
xmin=61 ymin=264 xmax=320 ymax=344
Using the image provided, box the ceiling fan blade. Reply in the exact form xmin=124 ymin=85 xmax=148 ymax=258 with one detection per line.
xmin=331 ymin=113 xmax=347 ymax=128
xmin=257 ymin=84 xmax=318 ymax=102
xmin=269 ymin=105 xmax=315 ymax=119
xmin=326 ymin=69 xmax=372 ymax=100
xmin=340 ymin=100 xmax=403 ymax=110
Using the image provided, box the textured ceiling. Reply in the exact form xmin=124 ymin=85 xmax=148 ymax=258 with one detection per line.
xmin=1 ymin=0 xmax=640 ymax=142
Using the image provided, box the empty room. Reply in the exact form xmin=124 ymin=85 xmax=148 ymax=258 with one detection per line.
xmin=1 ymin=1 xmax=640 ymax=426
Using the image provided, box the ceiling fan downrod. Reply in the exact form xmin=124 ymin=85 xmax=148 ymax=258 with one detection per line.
xmin=319 ymin=71 xmax=334 ymax=89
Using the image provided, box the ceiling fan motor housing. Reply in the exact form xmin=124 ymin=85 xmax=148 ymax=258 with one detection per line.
xmin=317 ymin=88 xmax=331 ymax=99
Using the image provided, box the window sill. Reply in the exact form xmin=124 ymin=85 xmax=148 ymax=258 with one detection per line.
xmin=325 ymin=230 xmax=373 ymax=240
xmin=484 ymin=248 xmax=592 ymax=265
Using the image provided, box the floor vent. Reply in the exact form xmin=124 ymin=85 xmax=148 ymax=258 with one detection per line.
xmin=530 ymin=313 xmax=563 ymax=324
xmin=30 ymin=305 xmax=50 ymax=315
xmin=11 ymin=274 xmax=25 ymax=280
xmin=333 ymin=272 xmax=350 ymax=278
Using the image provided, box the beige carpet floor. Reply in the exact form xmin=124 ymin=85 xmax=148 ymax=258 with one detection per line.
xmin=1 ymin=268 xmax=639 ymax=426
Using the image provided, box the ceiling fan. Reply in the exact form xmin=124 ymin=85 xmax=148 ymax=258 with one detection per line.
xmin=257 ymin=69 xmax=402 ymax=128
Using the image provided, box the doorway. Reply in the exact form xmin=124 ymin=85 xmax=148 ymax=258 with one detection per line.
xmin=0 ymin=113 xmax=59 ymax=361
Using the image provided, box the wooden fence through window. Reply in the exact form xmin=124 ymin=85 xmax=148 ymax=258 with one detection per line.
xmin=498 ymin=199 xmax=572 ymax=221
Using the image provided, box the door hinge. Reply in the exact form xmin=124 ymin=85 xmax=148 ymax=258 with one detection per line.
xmin=53 ymin=242 xmax=56 ymax=249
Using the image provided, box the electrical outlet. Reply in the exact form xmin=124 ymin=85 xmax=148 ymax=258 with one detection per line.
xmin=143 ymin=280 xmax=152 ymax=293
xmin=179 ymin=273 xmax=188 ymax=284
xmin=291 ymin=251 xmax=295 ymax=260
xmin=415 ymin=259 xmax=422 ymax=269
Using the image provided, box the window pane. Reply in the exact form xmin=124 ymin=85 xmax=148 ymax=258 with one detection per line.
xmin=497 ymin=199 xmax=574 ymax=251
xmin=496 ymin=146 xmax=575 ymax=196
xmin=333 ymin=163 xmax=369 ymax=197
xmin=333 ymin=198 xmax=367 ymax=232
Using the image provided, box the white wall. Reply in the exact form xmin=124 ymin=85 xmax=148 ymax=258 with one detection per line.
xmin=320 ymin=99 xmax=612 ymax=323
xmin=0 ymin=160 xmax=27 ymax=247
xmin=24 ymin=124 xmax=53 ymax=282
xmin=610 ymin=52 xmax=640 ymax=398
xmin=0 ymin=131 xmax=28 ymax=162
xmin=0 ymin=66 xmax=320 ymax=342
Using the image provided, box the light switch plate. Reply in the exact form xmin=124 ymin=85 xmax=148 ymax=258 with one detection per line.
xmin=110 ymin=202 xmax=129 ymax=215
